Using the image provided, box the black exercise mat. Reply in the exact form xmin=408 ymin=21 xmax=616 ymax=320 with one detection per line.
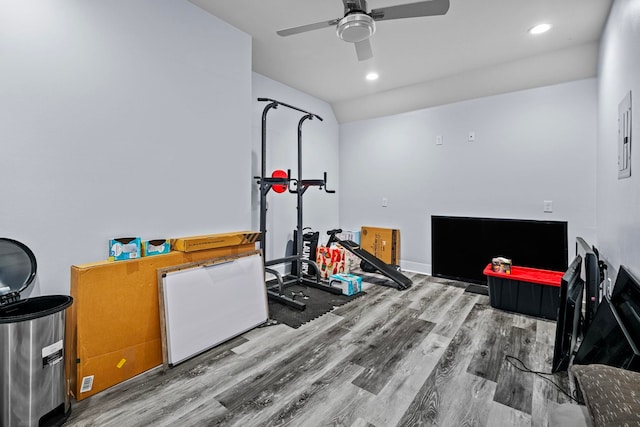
xmin=465 ymin=283 xmax=489 ymax=296
xmin=267 ymin=284 xmax=365 ymax=329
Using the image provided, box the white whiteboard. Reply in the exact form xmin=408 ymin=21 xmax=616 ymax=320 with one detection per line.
xmin=160 ymin=252 xmax=268 ymax=366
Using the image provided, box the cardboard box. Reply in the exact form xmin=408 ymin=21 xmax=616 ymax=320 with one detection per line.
xmin=360 ymin=226 xmax=400 ymax=265
xmin=491 ymin=257 xmax=512 ymax=274
xmin=66 ymin=238 xmax=257 ymax=400
xmin=329 ymin=273 xmax=363 ymax=296
xmin=142 ymin=239 xmax=171 ymax=257
xmin=108 ymin=237 xmax=141 ymax=261
xmin=172 ymin=231 xmax=260 ymax=252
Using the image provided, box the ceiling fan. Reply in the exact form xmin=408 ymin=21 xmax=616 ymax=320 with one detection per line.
xmin=276 ymin=0 xmax=450 ymax=61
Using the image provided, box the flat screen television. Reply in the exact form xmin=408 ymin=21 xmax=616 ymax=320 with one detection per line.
xmin=574 ymin=266 xmax=640 ymax=372
xmin=552 ymin=255 xmax=584 ymax=373
xmin=575 ymin=237 xmax=601 ymax=331
xmin=573 ymin=298 xmax=640 ymax=372
xmin=592 ymin=246 xmax=606 ymax=295
xmin=610 ymin=265 xmax=640 ymax=347
xmin=431 ymin=216 xmax=568 ymax=284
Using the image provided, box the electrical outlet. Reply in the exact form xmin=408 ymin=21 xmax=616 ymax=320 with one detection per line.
xmin=543 ymin=200 xmax=553 ymax=213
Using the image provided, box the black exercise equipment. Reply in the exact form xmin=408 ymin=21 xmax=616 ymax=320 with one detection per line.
xmin=291 ymin=227 xmax=319 ymax=276
xmin=256 ymin=97 xmax=340 ymax=311
xmin=326 ymin=229 xmax=412 ymax=290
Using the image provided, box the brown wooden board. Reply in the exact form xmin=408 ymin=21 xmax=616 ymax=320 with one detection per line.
xmin=493 ymin=325 xmax=537 ymax=414
xmin=171 ymin=231 xmax=260 ymax=252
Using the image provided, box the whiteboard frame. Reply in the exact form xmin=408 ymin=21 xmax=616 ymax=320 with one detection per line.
xmin=157 ymin=250 xmax=268 ymax=368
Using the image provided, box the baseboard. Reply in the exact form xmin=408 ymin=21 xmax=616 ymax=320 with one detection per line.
xmin=400 ymin=261 xmax=431 ymax=276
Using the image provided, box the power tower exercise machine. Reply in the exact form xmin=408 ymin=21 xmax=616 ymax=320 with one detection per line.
xmin=255 ymin=97 xmax=341 ymax=310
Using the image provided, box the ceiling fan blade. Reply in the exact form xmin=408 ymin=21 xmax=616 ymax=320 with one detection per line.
xmin=370 ymin=0 xmax=450 ymax=21
xmin=277 ymin=19 xmax=340 ymax=37
xmin=354 ymin=39 xmax=373 ymax=61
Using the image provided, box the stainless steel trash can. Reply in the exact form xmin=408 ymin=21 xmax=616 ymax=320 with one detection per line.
xmin=0 ymin=238 xmax=73 ymax=427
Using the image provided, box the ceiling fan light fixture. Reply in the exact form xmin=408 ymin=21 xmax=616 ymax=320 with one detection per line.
xmin=336 ymin=13 xmax=376 ymax=43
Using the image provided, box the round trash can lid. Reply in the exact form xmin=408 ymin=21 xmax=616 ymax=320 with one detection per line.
xmin=0 ymin=238 xmax=37 ymax=297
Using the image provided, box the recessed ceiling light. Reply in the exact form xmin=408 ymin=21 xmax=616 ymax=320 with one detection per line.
xmin=529 ymin=23 xmax=551 ymax=35
xmin=366 ymin=72 xmax=379 ymax=81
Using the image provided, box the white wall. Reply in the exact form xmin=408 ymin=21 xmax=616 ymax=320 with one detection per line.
xmin=596 ymin=0 xmax=640 ymax=282
xmin=0 ymin=1 xmax=252 ymax=296
xmin=2 ymin=0 xmax=618 ymax=296
xmin=340 ymin=79 xmax=598 ymax=274
xmin=251 ymin=73 xmax=340 ymax=268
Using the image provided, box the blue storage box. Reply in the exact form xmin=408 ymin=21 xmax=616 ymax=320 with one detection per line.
xmin=329 ymin=273 xmax=363 ymax=296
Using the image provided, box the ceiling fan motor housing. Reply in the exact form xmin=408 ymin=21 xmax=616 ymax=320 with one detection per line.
xmin=336 ymin=13 xmax=376 ymax=43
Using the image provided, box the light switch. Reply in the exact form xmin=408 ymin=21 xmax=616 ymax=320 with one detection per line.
xmin=544 ymin=200 xmax=553 ymax=213
xmin=468 ymin=131 xmax=476 ymax=142
xmin=436 ymin=135 xmax=443 ymax=145
xmin=382 ymin=197 xmax=388 ymax=207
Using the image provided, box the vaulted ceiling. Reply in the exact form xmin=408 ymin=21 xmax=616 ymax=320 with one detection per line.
xmin=190 ymin=0 xmax=612 ymax=123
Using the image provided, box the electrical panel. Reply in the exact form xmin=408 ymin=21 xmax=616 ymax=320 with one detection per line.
xmin=618 ymin=91 xmax=632 ymax=179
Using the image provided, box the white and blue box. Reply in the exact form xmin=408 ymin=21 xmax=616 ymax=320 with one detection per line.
xmin=142 ymin=239 xmax=171 ymax=257
xmin=109 ymin=237 xmax=141 ymax=261
xmin=329 ymin=273 xmax=363 ymax=296
xmin=337 ymin=230 xmax=360 ymax=244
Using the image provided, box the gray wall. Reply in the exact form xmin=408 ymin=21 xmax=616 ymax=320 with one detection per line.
xmin=596 ymin=0 xmax=640 ymax=285
xmin=0 ymin=1 xmax=252 ymax=296
xmin=339 ymin=79 xmax=598 ymax=274
xmin=251 ymin=73 xmax=340 ymax=270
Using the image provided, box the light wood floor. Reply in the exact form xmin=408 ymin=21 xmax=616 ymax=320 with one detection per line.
xmin=65 ymin=272 xmax=576 ymax=427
